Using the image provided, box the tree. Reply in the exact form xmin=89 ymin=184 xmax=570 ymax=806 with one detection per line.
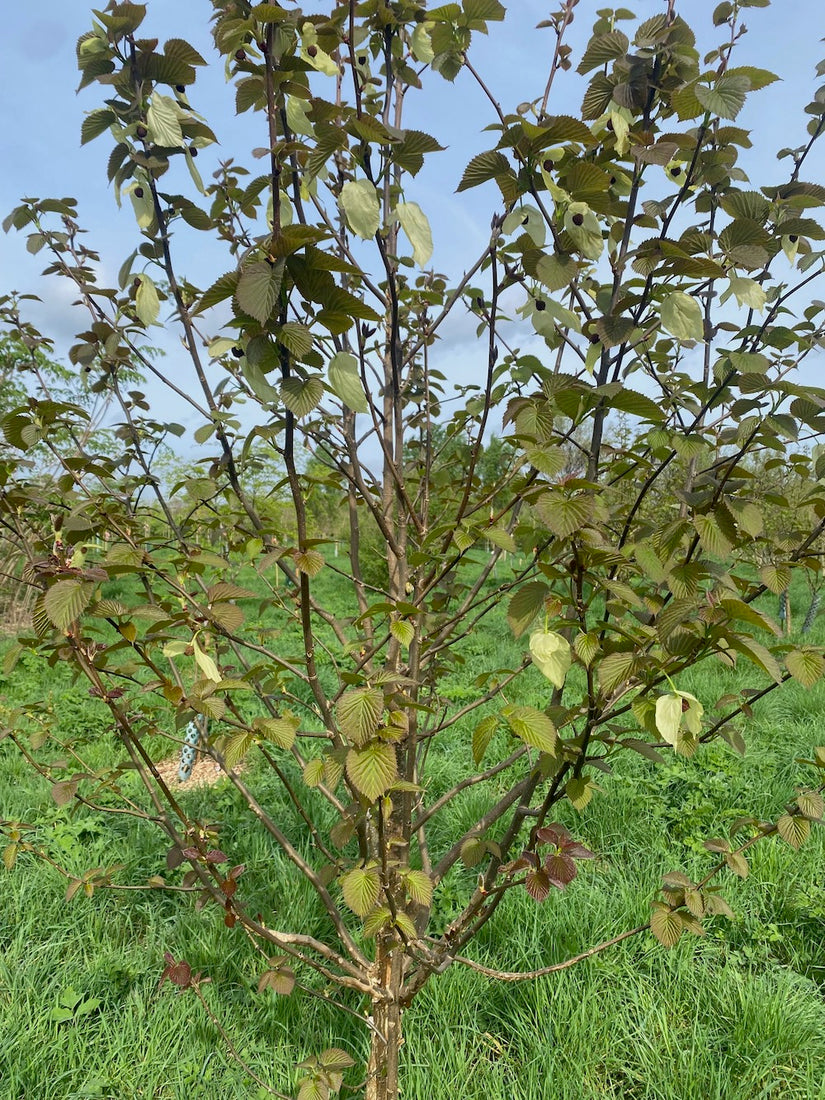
xmin=2 ymin=2 xmax=825 ymax=1097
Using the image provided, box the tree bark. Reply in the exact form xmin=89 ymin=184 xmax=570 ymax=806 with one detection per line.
xmin=366 ymin=944 xmax=404 ymax=1100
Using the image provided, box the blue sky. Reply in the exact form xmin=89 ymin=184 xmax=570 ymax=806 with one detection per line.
xmin=1 ymin=1 xmax=824 ymax=437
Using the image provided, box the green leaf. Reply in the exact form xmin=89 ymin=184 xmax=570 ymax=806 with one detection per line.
xmin=759 ymin=563 xmax=792 ymax=594
xmin=410 ymin=23 xmax=435 ymax=63
xmin=363 ymin=906 xmax=393 ymax=937
xmin=577 ymin=30 xmax=629 ymax=75
xmin=460 ymin=837 xmax=487 ymax=868
xmin=393 ymin=129 xmax=445 ymax=175
xmin=503 ymin=704 xmax=557 ymax=755
xmin=403 ymin=868 xmax=433 ymax=905
xmin=535 ymin=252 xmax=578 ymax=292
xmin=726 ymin=635 xmax=783 ymax=683
xmin=147 ymin=93 xmax=183 ymax=146
xmin=337 ymin=688 xmax=384 ymax=746
xmin=538 ymin=115 xmax=597 ymax=145
xmin=472 ymin=714 xmax=498 ymax=765
xmin=718 ymin=598 xmax=778 ymax=636
xmin=129 ymin=184 xmax=154 ymax=229
xmin=650 ymin=903 xmax=684 ymax=947
xmin=396 ymin=202 xmax=433 ymax=266
xmin=725 ymin=65 xmax=779 ymax=92
xmin=776 ymin=813 xmax=810 ymax=850
xmin=390 ymin=620 xmax=415 ymax=648
xmin=255 ymin=713 xmax=300 ymax=751
xmin=786 ymin=649 xmax=825 ymax=689
xmin=535 ymin=493 xmax=592 ymax=538
xmin=195 ymin=270 xmax=239 ymax=314
xmin=280 ymin=376 xmax=324 ymax=418
xmin=327 ymin=352 xmax=368 ymax=413
xmin=563 ymin=203 xmax=603 ymax=260
xmin=456 ymin=150 xmax=511 ymax=192
xmin=598 ymin=650 xmax=637 ymax=693
xmin=346 ymin=741 xmax=398 ymax=801
xmin=566 ymin=776 xmax=595 ymax=811
xmin=44 ymin=580 xmax=94 ymax=631
xmin=796 ymin=789 xmax=824 ymax=820
xmin=725 ymin=850 xmax=749 ymax=878
xmin=734 ymin=502 xmax=763 ymax=537
xmin=303 ymin=757 xmax=325 ymax=787
xmin=2 ymin=643 xmax=23 ymax=677
xmin=318 ymin=1048 xmax=356 ymax=1071
xmin=339 ymin=180 xmax=380 ymax=240
xmin=655 ymin=693 xmax=682 ymax=746
xmin=463 ymin=0 xmax=506 ymax=21
xmin=294 ymin=548 xmax=325 ymax=576
xmin=726 ymin=276 xmax=767 ymax=310
xmin=574 ymin=631 xmax=600 ymax=667
xmin=277 ymin=322 xmax=313 ymax=359
xmin=297 ymin=1079 xmax=328 ymax=1100
xmin=163 ymin=37 xmax=207 ymax=67
xmin=340 ymin=864 xmax=380 ymax=916
xmin=393 ymin=909 xmax=417 ymax=940
xmin=223 ymin=730 xmax=254 ymax=769
xmin=235 ymin=262 xmax=282 ymax=324
xmin=80 ymin=108 xmax=115 ymax=145
xmin=485 ymin=525 xmax=516 ymax=552
xmin=135 ymin=275 xmax=160 ymax=326
xmin=660 ymin=291 xmax=704 ymax=341
xmin=529 ymin=630 xmax=572 ymax=688
xmin=507 ymin=581 xmax=549 ymax=638
xmin=192 ymin=634 xmax=221 ymax=682
xmin=694 ymin=514 xmax=732 ymax=559
xmin=695 ymin=74 xmax=751 ymax=120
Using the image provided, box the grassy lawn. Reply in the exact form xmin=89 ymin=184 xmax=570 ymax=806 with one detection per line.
xmin=1 ymin=569 xmax=824 ymax=1099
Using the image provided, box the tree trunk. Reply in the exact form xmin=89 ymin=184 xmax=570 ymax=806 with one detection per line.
xmin=366 ymin=997 xmax=403 ymax=1100
xmin=366 ymin=943 xmax=404 ymax=1100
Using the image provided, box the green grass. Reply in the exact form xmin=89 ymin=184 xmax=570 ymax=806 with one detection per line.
xmin=1 ymin=573 xmax=824 ymax=1099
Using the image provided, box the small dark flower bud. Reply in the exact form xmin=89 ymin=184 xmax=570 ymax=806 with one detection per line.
xmin=235 ymin=48 xmax=246 ymax=61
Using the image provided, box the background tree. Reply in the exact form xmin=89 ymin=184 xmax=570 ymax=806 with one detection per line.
xmin=2 ymin=2 xmax=825 ymax=1098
